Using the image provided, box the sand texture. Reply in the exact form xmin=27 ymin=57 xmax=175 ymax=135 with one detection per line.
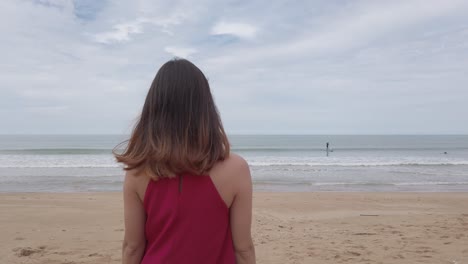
xmin=1 ymin=192 xmax=468 ymax=263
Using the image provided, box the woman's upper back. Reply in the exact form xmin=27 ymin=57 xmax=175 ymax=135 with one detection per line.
xmin=130 ymin=153 xmax=252 ymax=264
xmin=142 ymin=174 xmax=235 ymax=263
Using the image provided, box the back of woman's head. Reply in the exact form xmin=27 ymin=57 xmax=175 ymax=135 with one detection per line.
xmin=114 ymin=58 xmax=230 ymax=179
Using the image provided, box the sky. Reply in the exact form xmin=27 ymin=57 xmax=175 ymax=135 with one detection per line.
xmin=1 ymin=0 xmax=468 ymax=135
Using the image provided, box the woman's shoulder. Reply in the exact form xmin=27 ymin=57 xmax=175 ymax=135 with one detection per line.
xmin=210 ymin=153 xmax=251 ymax=186
xmin=214 ymin=153 xmax=249 ymax=173
xmin=209 ymin=153 xmax=251 ymax=207
xmin=124 ymin=169 xmax=151 ymax=202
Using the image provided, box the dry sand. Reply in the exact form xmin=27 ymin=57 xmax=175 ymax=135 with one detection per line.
xmin=1 ymin=192 xmax=468 ymax=264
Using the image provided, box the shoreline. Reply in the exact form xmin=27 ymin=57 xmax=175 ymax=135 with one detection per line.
xmin=2 ymin=188 xmax=468 ymax=193
xmin=1 ymin=192 xmax=468 ymax=263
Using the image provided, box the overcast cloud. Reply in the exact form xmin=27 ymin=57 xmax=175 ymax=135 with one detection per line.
xmin=1 ymin=0 xmax=467 ymax=134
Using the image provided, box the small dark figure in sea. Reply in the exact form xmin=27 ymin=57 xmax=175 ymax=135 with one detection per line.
xmin=444 ymin=152 xmax=448 ymax=155
xmin=326 ymin=142 xmax=330 ymax=156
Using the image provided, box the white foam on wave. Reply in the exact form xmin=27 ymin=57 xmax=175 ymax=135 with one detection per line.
xmin=244 ymin=154 xmax=468 ymax=167
xmin=1 ymin=154 xmax=468 ymax=168
xmin=311 ymin=181 xmax=468 ymax=186
xmin=394 ymin=181 xmax=468 ymax=186
xmin=248 ymin=161 xmax=468 ymax=166
xmin=0 ymin=164 xmax=121 ymax=168
xmin=0 ymin=154 xmax=119 ymax=168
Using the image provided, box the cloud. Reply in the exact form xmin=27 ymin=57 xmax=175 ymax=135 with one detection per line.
xmin=149 ymin=13 xmax=187 ymax=36
xmin=164 ymin=46 xmax=197 ymax=58
xmin=92 ymin=12 xmax=187 ymax=44
xmin=211 ymin=21 xmax=258 ymax=39
xmin=72 ymin=0 xmax=107 ymax=20
xmin=1 ymin=0 xmax=468 ymax=134
xmin=205 ymin=0 xmax=468 ymax=69
xmin=31 ymin=0 xmax=70 ymax=9
xmin=25 ymin=105 xmax=69 ymax=114
xmin=93 ymin=20 xmax=144 ymax=44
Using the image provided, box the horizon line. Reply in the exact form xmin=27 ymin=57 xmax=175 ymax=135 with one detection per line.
xmin=1 ymin=133 xmax=467 ymax=136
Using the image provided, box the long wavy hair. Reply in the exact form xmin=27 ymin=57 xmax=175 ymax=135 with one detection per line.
xmin=114 ymin=58 xmax=230 ymax=179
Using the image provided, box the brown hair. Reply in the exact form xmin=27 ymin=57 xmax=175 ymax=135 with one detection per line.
xmin=114 ymin=58 xmax=230 ymax=179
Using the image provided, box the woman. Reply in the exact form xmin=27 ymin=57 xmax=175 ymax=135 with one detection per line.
xmin=114 ymin=58 xmax=256 ymax=264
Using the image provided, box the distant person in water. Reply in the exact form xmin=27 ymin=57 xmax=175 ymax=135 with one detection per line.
xmin=114 ymin=58 xmax=255 ymax=264
xmin=326 ymin=142 xmax=330 ymax=156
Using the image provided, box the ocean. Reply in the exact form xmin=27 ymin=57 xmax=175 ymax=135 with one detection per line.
xmin=0 ymin=135 xmax=467 ymax=192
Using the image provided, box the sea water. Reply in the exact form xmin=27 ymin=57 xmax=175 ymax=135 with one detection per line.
xmin=0 ymin=135 xmax=467 ymax=192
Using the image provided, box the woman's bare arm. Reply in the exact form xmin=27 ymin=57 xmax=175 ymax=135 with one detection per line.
xmin=229 ymin=156 xmax=256 ymax=264
xmin=122 ymin=172 xmax=146 ymax=264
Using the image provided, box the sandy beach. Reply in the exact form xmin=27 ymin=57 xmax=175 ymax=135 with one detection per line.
xmin=1 ymin=192 xmax=467 ymax=264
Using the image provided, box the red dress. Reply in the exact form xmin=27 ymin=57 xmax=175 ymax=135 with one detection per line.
xmin=141 ymin=174 xmax=236 ymax=263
